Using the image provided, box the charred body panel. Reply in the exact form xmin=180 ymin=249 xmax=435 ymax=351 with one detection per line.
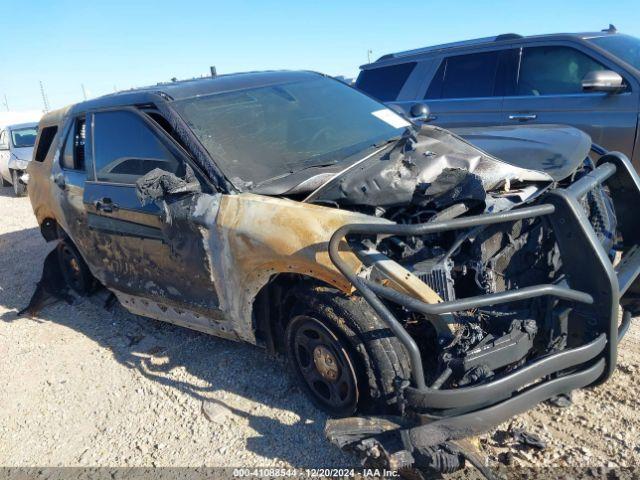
xmin=453 ymin=124 xmax=593 ymax=182
xmin=305 ymin=125 xmax=555 ymax=208
xmin=193 ymin=193 xmax=385 ymax=342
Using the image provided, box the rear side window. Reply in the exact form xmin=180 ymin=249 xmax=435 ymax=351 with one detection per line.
xmin=61 ymin=118 xmax=86 ymax=171
xmin=356 ymin=62 xmax=417 ymax=101
xmin=93 ymin=110 xmax=180 ymax=184
xmin=516 ymin=46 xmax=607 ymax=96
xmin=425 ymin=51 xmax=500 ymax=99
xmin=34 ymin=126 xmax=58 ymax=162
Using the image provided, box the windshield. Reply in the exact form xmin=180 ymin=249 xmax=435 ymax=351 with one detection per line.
xmin=172 ymin=76 xmax=408 ymax=186
xmin=11 ymin=127 xmax=38 ymax=148
xmin=589 ymin=34 xmax=640 ymax=71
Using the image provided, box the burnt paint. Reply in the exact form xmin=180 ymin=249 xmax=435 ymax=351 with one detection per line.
xmin=81 ymin=183 xmax=221 ymax=314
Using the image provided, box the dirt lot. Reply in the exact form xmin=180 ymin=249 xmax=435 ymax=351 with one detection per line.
xmin=1 ymin=186 xmax=639 ymax=475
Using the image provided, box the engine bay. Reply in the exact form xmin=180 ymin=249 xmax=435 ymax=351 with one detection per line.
xmin=338 ymin=162 xmax=619 ymax=398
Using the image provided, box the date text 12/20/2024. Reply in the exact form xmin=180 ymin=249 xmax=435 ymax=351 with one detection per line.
xmin=232 ymin=468 xmax=399 ymax=477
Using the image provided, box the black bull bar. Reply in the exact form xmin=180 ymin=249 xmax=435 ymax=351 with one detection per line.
xmin=327 ymin=152 xmax=640 ymax=446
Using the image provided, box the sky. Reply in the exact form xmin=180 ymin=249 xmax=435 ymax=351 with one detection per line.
xmin=2 ymin=0 xmax=640 ymax=112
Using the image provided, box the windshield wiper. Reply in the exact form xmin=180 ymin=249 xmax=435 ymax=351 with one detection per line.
xmin=372 ymin=125 xmax=416 ymax=148
xmin=373 ymin=135 xmax=404 ymax=148
xmin=285 ymin=159 xmax=338 ymax=173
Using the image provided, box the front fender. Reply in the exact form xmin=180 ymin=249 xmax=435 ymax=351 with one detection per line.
xmin=205 ymin=193 xmax=389 ymax=342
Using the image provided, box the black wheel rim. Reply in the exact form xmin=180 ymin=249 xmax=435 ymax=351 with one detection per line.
xmin=60 ymin=245 xmax=84 ymax=292
xmin=291 ymin=315 xmax=358 ymax=414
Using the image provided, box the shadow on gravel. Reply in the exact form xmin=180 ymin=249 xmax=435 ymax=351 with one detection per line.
xmin=0 ymin=186 xmax=18 ymax=198
xmin=0 ymin=224 xmax=353 ymax=467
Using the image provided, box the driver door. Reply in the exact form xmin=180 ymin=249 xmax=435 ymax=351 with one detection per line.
xmin=81 ymin=108 xmax=225 ymax=329
xmin=501 ymin=43 xmax=639 ymax=157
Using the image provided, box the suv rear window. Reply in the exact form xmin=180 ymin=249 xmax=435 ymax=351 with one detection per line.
xmin=425 ymin=51 xmax=500 ymax=99
xmin=356 ymin=62 xmax=417 ymax=102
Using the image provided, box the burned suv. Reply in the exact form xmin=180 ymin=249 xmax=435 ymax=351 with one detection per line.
xmin=27 ymin=71 xmax=640 ymax=473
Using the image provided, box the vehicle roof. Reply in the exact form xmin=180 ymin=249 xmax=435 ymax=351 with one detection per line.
xmin=66 ymin=70 xmax=324 ymax=114
xmin=5 ymin=121 xmax=39 ymax=130
xmin=363 ymin=30 xmax=625 ymax=68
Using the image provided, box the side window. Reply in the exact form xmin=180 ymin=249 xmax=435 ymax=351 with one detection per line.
xmin=355 ymin=62 xmax=417 ymax=102
xmin=425 ymin=51 xmax=500 ymax=99
xmin=516 ymin=46 xmax=607 ymax=96
xmin=61 ymin=118 xmax=86 ymax=170
xmin=34 ymin=126 xmax=58 ymax=162
xmin=93 ymin=110 xmax=179 ymax=184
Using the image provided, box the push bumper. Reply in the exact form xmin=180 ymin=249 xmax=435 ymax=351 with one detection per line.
xmin=327 ymin=152 xmax=640 ymax=454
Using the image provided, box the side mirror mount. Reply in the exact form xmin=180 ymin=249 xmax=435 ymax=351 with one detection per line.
xmin=582 ymin=70 xmax=625 ymax=93
xmin=409 ymin=103 xmax=434 ymax=123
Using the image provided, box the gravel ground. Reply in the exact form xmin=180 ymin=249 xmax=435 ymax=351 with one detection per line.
xmin=0 ymin=186 xmax=639 ymax=476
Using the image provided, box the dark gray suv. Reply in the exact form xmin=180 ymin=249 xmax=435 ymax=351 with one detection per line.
xmin=356 ymin=27 xmax=640 ymax=170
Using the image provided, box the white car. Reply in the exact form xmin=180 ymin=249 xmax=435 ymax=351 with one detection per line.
xmin=0 ymin=122 xmax=39 ymax=196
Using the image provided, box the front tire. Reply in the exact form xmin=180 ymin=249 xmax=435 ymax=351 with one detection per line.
xmin=286 ymin=314 xmax=360 ymax=416
xmin=284 ymin=286 xmax=411 ymax=416
xmin=11 ymin=170 xmax=26 ymax=197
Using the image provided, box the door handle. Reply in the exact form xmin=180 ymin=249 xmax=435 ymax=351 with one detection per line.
xmin=95 ymin=197 xmax=119 ymax=213
xmin=508 ymin=113 xmax=537 ymax=122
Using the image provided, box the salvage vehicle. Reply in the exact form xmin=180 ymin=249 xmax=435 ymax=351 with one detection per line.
xmin=0 ymin=121 xmax=39 ymax=196
xmin=355 ymin=26 xmax=640 ymax=172
xmin=26 ymin=70 xmax=640 ymax=475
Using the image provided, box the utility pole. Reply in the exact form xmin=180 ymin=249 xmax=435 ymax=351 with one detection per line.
xmin=39 ymin=81 xmax=50 ymax=113
xmin=2 ymin=94 xmax=8 ymax=111
xmin=367 ymin=49 xmax=373 ymax=64
xmin=81 ymin=84 xmax=87 ymax=101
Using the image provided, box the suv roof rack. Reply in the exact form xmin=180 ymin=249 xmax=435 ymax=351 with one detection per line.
xmin=374 ymin=33 xmax=524 ymax=63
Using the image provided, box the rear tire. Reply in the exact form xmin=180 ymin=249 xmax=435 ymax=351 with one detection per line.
xmin=284 ymin=286 xmax=411 ymax=416
xmin=57 ymin=240 xmax=95 ymax=296
xmin=11 ymin=170 xmax=26 ymax=197
xmin=1 ymin=175 xmax=10 ymax=187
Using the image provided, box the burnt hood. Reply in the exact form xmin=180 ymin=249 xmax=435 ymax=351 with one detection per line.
xmin=303 ymin=125 xmax=566 ymax=208
xmin=451 ymin=124 xmax=592 ymax=182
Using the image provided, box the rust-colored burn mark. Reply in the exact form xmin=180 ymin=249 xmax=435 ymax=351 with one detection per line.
xmin=207 ymin=193 xmax=390 ymax=340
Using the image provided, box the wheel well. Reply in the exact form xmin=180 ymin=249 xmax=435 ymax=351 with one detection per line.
xmin=253 ymin=273 xmax=340 ymax=354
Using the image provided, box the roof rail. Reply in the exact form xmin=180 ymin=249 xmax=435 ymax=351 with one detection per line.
xmin=371 ymin=33 xmax=523 ymax=64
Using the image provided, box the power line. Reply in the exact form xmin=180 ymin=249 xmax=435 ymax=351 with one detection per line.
xmin=39 ymin=81 xmax=50 ymax=112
